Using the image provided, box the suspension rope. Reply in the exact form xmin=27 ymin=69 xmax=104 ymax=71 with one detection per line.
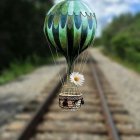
xmin=46 ymin=39 xmax=65 ymax=86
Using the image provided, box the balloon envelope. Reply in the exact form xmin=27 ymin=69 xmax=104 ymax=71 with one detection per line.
xmin=44 ymin=0 xmax=97 ymax=73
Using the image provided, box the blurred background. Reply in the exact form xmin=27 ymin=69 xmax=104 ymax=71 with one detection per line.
xmin=0 ymin=0 xmax=53 ymax=84
xmin=0 ymin=0 xmax=140 ymax=85
xmin=0 ymin=0 xmax=140 ymax=134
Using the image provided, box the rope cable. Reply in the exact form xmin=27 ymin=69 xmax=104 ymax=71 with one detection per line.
xmin=46 ymin=39 xmax=64 ymax=86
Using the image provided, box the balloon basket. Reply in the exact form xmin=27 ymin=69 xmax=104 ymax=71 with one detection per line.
xmin=59 ymin=83 xmax=84 ymax=111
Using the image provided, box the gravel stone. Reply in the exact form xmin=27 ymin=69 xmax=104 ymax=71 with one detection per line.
xmin=0 ymin=63 xmax=65 ymax=127
xmin=90 ymin=48 xmax=140 ymax=128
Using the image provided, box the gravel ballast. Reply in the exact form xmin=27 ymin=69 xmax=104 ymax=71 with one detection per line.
xmin=90 ymin=48 xmax=140 ymax=128
xmin=0 ymin=64 xmax=65 ymax=126
xmin=0 ymin=49 xmax=140 ymax=129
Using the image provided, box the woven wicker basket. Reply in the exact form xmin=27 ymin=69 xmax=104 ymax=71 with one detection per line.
xmin=59 ymin=82 xmax=84 ymax=110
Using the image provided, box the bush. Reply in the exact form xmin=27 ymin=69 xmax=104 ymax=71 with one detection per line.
xmin=0 ymin=0 xmax=53 ymax=70
xmin=101 ymin=13 xmax=140 ymax=72
xmin=125 ymin=49 xmax=140 ymax=64
xmin=0 ymin=54 xmax=52 ymax=85
xmin=111 ymin=34 xmax=130 ymax=58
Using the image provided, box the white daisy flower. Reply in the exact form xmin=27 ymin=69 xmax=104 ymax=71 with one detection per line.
xmin=70 ymin=72 xmax=85 ymax=86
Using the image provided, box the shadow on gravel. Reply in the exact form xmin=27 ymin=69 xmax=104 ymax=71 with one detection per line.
xmin=0 ymin=95 xmax=24 ymax=126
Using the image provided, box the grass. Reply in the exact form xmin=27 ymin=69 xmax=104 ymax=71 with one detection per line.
xmin=0 ymin=55 xmax=53 ymax=85
xmin=101 ymin=48 xmax=140 ymax=74
xmin=0 ymin=62 xmax=34 ymax=84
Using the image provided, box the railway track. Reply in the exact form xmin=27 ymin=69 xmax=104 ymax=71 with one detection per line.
xmin=0 ymin=56 xmax=140 ymax=140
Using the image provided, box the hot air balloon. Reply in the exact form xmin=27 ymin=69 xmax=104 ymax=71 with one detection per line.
xmin=44 ymin=0 xmax=97 ymax=110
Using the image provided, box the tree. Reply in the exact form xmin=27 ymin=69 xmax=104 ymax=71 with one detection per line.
xmin=0 ymin=0 xmax=53 ymax=70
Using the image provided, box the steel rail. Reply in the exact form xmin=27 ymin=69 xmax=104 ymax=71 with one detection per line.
xmin=17 ymin=71 xmax=67 ymax=140
xmin=90 ymin=58 xmax=121 ymax=140
xmin=16 ymin=55 xmax=121 ymax=140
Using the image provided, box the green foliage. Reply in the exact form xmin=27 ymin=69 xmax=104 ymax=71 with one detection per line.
xmin=0 ymin=59 xmax=34 ymax=85
xmin=125 ymin=49 xmax=140 ymax=64
xmin=93 ymin=37 xmax=102 ymax=47
xmin=0 ymin=0 xmax=54 ymax=83
xmin=0 ymin=55 xmax=52 ymax=85
xmin=101 ymin=13 xmax=140 ymax=73
xmin=102 ymin=13 xmax=133 ymax=50
xmin=111 ymin=33 xmax=130 ymax=58
xmin=0 ymin=0 xmax=53 ymax=71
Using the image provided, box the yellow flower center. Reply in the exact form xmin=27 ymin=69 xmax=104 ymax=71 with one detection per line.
xmin=74 ymin=76 xmax=79 ymax=82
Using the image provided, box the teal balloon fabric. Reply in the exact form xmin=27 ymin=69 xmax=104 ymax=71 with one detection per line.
xmin=44 ymin=0 xmax=97 ymax=72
